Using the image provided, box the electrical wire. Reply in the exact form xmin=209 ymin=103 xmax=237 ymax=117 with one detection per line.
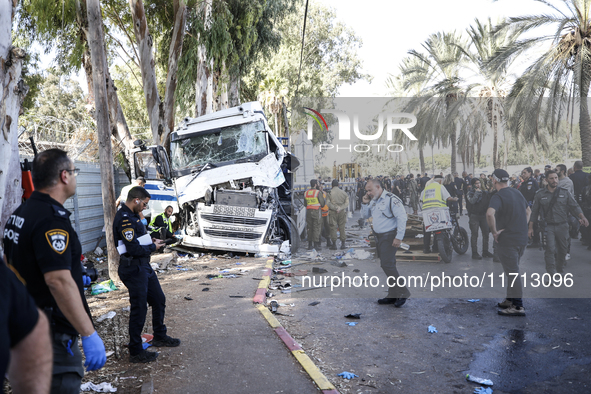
xmin=294 ymin=0 xmax=309 ymax=99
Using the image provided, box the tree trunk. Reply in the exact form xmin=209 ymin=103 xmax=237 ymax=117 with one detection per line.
xmin=87 ymin=0 xmax=119 ymax=282
xmin=162 ymin=0 xmax=187 ymax=147
xmin=579 ymin=78 xmax=591 ymax=166
xmin=419 ymin=147 xmax=425 ymax=174
xmin=129 ymin=0 xmax=162 ymax=145
xmin=0 ymin=1 xmax=27 ymax=256
xmin=228 ymin=72 xmax=240 ymax=107
xmin=195 ymin=0 xmax=212 ymax=117
xmin=492 ymin=99 xmax=499 ymax=169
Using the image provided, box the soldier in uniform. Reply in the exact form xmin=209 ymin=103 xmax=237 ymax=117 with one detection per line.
xmin=407 ymin=174 xmax=419 ymax=214
xmin=304 ymin=179 xmax=325 ymax=250
xmin=3 ymin=149 xmax=106 ymax=393
xmin=114 ymin=187 xmax=180 ymax=363
xmin=529 ymin=171 xmax=588 ymax=275
xmin=327 ymin=179 xmax=350 ymax=250
xmin=361 ymin=179 xmax=409 ymax=307
xmin=519 ymin=167 xmax=541 ymax=247
xmin=318 ymin=183 xmax=333 ymax=248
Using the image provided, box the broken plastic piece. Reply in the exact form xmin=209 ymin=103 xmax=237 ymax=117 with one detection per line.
xmin=466 ymin=374 xmax=493 ymax=386
xmin=337 ymin=371 xmax=358 ymax=379
xmin=270 ymin=300 xmax=279 ymax=313
xmin=202 ymin=288 xmax=210 ymax=292
xmin=428 ymin=325 xmax=437 ymax=333
xmin=345 ymin=313 xmax=361 ymax=319
xmin=474 ymin=387 xmax=493 ymax=394
xmin=346 ymin=322 xmax=358 ymax=326
xmin=308 ymin=301 xmax=320 ymax=306
xmin=312 ymin=267 xmax=328 ymax=273
xmin=80 ymin=382 xmax=117 ymax=392
xmin=467 ymin=299 xmax=480 ymax=303
xmin=184 ymin=296 xmax=193 ymax=300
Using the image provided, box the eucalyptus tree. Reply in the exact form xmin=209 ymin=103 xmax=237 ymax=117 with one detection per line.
xmin=492 ymin=0 xmax=591 ymax=165
xmin=402 ymin=31 xmax=468 ymax=173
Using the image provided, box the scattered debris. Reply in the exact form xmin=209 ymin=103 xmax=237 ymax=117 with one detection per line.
xmin=467 ymin=299 xmax=480 ymax=303
xmin=346 ymin=322 xmax=358 ymax=326
xmin=202 ymin=288 xmax=210 ymax=292
xmin=91 ymin=280 xmax=118 ymax=295
xmin=184 ymin=296 xmax=193 ymax=300
xmin=229 ymin=295 xmax=245 ymax=298
xmin=569 ymin=316 xmax=582 ymax=320
xmin=270 ymin=300 xmax=279 ymax=313
xmin=474 ymin=387 xmax=493 ymax=394
xmin=312 ymin=267 xmax=328 ymax=274
xmin=94 ymin=247 xmax=103 ymax=256
xmin=331 ymin=261 xmax=348 ymax=268
xmin=308 ymin=301 xmax=321 ymax=306
xmin=80 ymin=382 xmax=117 ymax=392
xmin=337 ymin=372 xmax=358 ymax=379
xmin=345 ymin=313 xmax=361 ymax=319
xmin=428 ymin=325 xmax=437 ymax=333
xmin=466 ymin=374 xmax=493 ymax=386
xmin=96 ymin=311 xmax=116 ymax=323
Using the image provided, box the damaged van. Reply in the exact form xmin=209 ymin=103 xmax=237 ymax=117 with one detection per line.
xmin=132 ymin=102 xmax=299 ymax=255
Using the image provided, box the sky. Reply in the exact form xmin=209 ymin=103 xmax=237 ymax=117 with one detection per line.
xmin=319 ymin=0 xmax=548 ymax=97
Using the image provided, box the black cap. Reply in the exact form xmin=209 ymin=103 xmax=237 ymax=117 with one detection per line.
xmin=492 ymin=169 xmax=510 ymax=182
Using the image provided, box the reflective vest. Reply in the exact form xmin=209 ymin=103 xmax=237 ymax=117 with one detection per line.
xmin=149 ymin=212 xmax=173 ymax=234
xmin=321 ymin=192 xmax=329 ymax=217
xmin=305 ymin=189 xmax=321 ymax=209
xmin=422 ymin=182 xmax=447 ymax=209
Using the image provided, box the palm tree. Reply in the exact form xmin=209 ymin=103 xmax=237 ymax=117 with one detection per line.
xmin=402 ymin=31 xmax=468 ymax=173
xmin=492 ymin=0 xmax=591 ymax=165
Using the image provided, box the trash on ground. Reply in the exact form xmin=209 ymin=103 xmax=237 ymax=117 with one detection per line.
xmin=352 ymin=269 xmax=360 ymax=273
xmin=569 ymin=316 xmax=582 ymax=320
xmin=229 ymin=295 xmax=245 ymax=298
xmin=331 ymin=261 xmax=348 ymax=267
xmin=312 ymin=267 xmax=328 ymax=273
xmin=184 ymin=296 xmax=193 ymax=300
xmin=91 ymin=279 xmax=118 ymax=295
xmin=280 ymin=260 xmax=292 ymax=265
xmin=94 ymin=247 xmax=103 ymax=256
xmin=80 ymin=382 xmax=117 ymax=392
xmin=202 ymin=288 xmax=210 ymax=292
xmin=141 ymin=334 xmax=153 ymax=343
xmin=105 ymin=351 xmax=114 ymax=357
xmin=346 ymin=322 xmax=358 ymax=326
xmin=345 ymin=313 xmax=361 ymax=319
xmin=142 ymin=342 xmax=151 ymax=350
xmin=308 ymin=301 xmax=320 ymax=306
xmin=96 ymin=311 xmax=116 ymax=323
xmin=150 ymin=262 xmax=159 ymax=270
xmin=270 ymin=300 xmax=279 ymax=313
xmin=474 ymin=387 xmax=493 ymax=394
xmin=467 ymin=299 xmax=480 ymax=303
xmin=122 ymin=306 xmax=130 ymax=312
xmin=466 ymin=374 xmax=493 ymax=386
xmin=428 ymin=325 xmax=437 ymax=333
xmin=337 ymin=372 xmax=358 ymax=379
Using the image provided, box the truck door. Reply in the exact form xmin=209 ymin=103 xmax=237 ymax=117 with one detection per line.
xmin=134 ymin=148 xmax=177 ymax=218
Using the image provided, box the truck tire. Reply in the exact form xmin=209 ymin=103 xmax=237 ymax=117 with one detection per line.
xmin=278 ymin=215 xmax=300 ymax=254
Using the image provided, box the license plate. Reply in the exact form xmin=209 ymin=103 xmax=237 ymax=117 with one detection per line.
xmin=213 ymin=205 xmax=256 ymax=217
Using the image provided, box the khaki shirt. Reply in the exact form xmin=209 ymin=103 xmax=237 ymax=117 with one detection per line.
xmin=530 ymin=187 xmax=582 ymax=225
xmin=327 ymin=187 xmax=349 ymax=211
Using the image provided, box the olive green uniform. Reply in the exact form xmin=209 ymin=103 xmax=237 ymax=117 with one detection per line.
xmin=408 ymin=179 xmax=419 ymax=212
xmin=305 ymin=189 xmax=325 ymax=243
xmin=327 ymin=186 xmax=349 ymax=242
xmin=530 ymin=187 xmax=582 ymax=274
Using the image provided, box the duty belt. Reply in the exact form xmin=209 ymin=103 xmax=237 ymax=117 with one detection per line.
xmin=120 ymin=254 xmax=142 ymax=266
xmin=375 ymin=229 xmax=397 ymax=239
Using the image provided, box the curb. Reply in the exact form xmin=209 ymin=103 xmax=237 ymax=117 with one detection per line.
xmin=254 ymin=258 xmax=339 ymax=394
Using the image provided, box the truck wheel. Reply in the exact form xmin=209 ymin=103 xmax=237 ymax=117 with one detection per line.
xmin=278 ymin=215 xmax=299 ymax=254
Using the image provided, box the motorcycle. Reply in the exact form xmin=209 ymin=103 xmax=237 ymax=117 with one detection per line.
xmin=423 ymin=206 xmax=469 ymax=263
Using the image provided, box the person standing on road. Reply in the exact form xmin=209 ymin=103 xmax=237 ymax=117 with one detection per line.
xmin=114 ymin=186 xmax=181 ymax=364
xmin=408 ymin=174 xmax=420 ymax=215
xmin=420 ymin=176 xmax=458 ymax=254
xmin=529 ymin=171 xmax=588 ymax=276
xmin=519 ymin=167 xmax=541 ymax=247
xmin=327 ymin=180 xmax=349 ymax=250
xmin=318 ymin=182 xmax=333 ymax=248
xmin=486 ymin=169 xmax=531 ymax=317
xmin=569 ymin=161 xmax=589 ymax=205
xmin=466 ymin=178 xmax=493 ymax=260
xmin=2 ymin=149 xmax=106 ymax=393
xmin=454 ymin=172 xmax=465 ymax=215
xmin=361 ymin=179 xmax=409 ymax=307
xmin=304 ymin=179 xmax=325 ymax=250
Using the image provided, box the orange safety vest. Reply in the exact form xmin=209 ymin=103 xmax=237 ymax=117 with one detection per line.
xmin=321 ymin=192 xmax=329 ymax=217
xmin=305 ymin=189 xmax=321 ymax=209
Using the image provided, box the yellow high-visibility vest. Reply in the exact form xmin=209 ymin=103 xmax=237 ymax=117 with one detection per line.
xmin=422 ymin=182 xmax=447 ymax=209
xmin=321 ymin=192 xmax=329 ymax=217
xmin=305 ymin=189 xmax=320 ymax=209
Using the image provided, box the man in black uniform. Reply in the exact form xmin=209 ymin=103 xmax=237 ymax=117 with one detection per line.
xmin=3 ymin=149 xmax=106 ymax=393
xmin=114 ymin=186 xmax=180 ymax=363
xmin=0 ymin=258 xmax=53 ymax=393
xmin=569 ymin=160 xmax=589 ymax=205
xmin=454 ymin=172 xmax=464 ymax=215
xmin=519 ymin=166 xmax=540 ymax=247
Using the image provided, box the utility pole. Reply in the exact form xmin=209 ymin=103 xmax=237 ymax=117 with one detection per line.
xmin=87 ymin=0 xmax=119 ymax=282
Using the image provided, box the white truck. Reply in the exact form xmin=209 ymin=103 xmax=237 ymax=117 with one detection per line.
xmin=130 ymin=102 xmax=299 ymax=255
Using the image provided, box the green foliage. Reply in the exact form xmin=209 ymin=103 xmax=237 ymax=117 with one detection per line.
xmin=407 ymin=153 xmax=453 ymax=174
xmin=110 ymin=64 xmax=152 ymax=140
xmin=314 ymin=165 xmax=331 ymax=179
xmin=11 ymin=34 xmax=45 ymax=112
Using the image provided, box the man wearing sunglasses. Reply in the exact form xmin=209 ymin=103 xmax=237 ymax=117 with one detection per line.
xmin=113 ymin=186 xmax=180 ymax=363
xmin=3 ymin=148 xmax=106 ymax=394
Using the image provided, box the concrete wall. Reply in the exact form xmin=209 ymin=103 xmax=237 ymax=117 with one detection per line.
xmin=62 ymin=161 xmax=129 ymax=254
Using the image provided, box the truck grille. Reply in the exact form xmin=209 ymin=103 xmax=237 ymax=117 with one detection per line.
xmin=201 ymin=214 xmax=267 ymax=226
xmin=203 ymin=229 xmax=262 ymax=240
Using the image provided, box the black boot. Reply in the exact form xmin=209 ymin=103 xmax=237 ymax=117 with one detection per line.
xmin=308 ymin=241 xmax=313 ymax=250
xmin=340 ymin=240 xmax=346 ymax=250
xmin=329 ymin=240 xmax=337 ymax=250
xmin=314 ymin=242 xmax=322 ymax=250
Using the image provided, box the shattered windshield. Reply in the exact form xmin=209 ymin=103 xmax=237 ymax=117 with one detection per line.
xmin=170 ymin=121 xmax=268 ymax=171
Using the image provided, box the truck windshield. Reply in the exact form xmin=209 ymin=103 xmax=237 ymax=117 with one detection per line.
xmin=170 ymin=121 xmax=268 ymax=171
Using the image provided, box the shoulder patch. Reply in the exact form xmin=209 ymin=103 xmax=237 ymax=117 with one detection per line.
xmin=51 ymin=205 xmax=70 ymax=218
xmin=45 ymin=229 xmax=69 ymax=254
xmin=122 ymin=228 xmax=135 ymax=242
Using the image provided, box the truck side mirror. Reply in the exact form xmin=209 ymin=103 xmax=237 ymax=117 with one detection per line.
xmin=151 ymin=146 xmax=172 ymax=186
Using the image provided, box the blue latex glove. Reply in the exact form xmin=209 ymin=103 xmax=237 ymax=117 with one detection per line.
xmin=337 ymin=372 xmax=358 ymax=379
xmin=346 ymin=322 xmax=358 ymax=326
xmin=83 ymin=275 xmax=91 ymax=286
xmin=81 ymin=331 xmax=107 ymax=371
xmin=428 ymin=325 xmax=437 ymax=333
xmin=474 ymin=387 xmax=493 ymax=394
xmin=467 ymin=299 xmax=480 ymax=303
xmin=66 ymin=339 xmax=74 ymax=356
xmin=141 ymin=218 xmax=148 ymax=226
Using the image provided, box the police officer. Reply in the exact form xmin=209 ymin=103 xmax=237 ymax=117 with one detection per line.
xmin=529 ymin=170 xmax=589 ymax=275
xmin=361 ymin=179 xmax=409 ymax=306
xmin=304 ymin=179 xmax=325 ymax=250
xmin=408 ymin=174 xmax=420 ymax=215
xmin=0 ymin=257 xmax=53 ymax=394
xmin=149 ymin=205 xmax=175 ymax=241
xmin=420 ymin=176 xmax=458 ymax=253
xmin=328 ymin=179 xmax=350 ymax=250
xmin=519 ymin=167 xmax=540 ymax=247
xmin=3 ymin=149 xmax=106 ymax=393
xmin=318 ymin=183 xmax=333 ymax=248
xmin=466 ymin=178 xmax=494 ymax=259
xmin=114 ymin=186 xmax=180 ymax=363
xmin=116 ymin=177 xmax=148 ymax=227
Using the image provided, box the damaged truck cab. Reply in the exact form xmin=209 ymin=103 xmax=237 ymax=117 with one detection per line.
xmin=138 ymin=102 xmax=298 ymax=255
